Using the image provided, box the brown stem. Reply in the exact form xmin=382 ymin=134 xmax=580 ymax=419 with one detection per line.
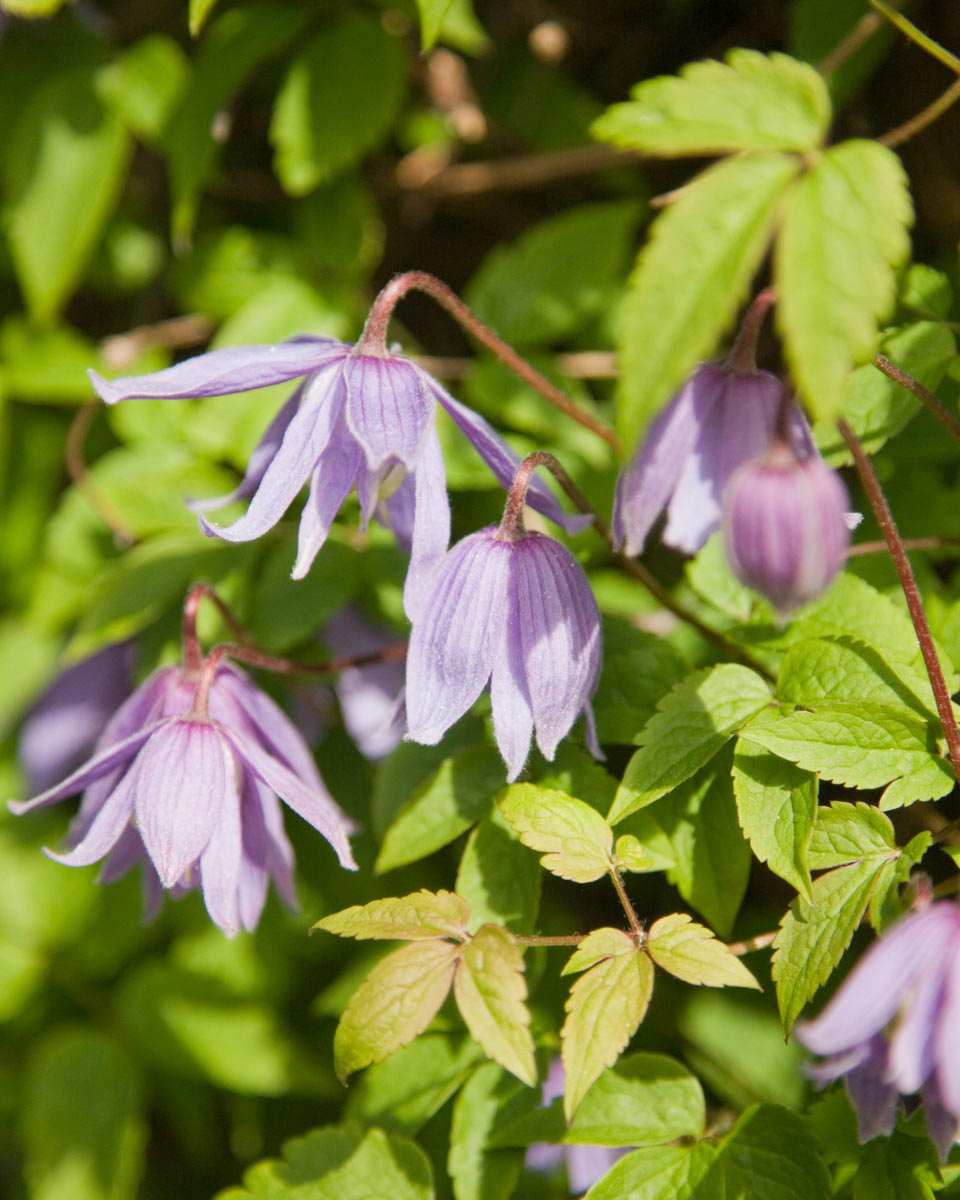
xmin=396 ymin=144 xmax=636 ymax=199
xmin=181 ymin=584 xmax=249 ymax=672
xmin=817 ymin=10 xmax=885 ymax=75
xmin=872 ymin=354 xmax=960 ymax=447
xmin=838 ymin=419 xmax=960 ymax=783
xmin=65 ymin=403 xmax=137 ymax=545
xmin=410 ymin=351 xmax=618 ymax=381
xmin=99 ymin=313 xmax=215 ymax=372
xmin=848 ymin=536 xmax=960 ymax=558
xmin=513 ymin=933 xmax=588 ymax=947
xmin=726 ymin=930 xmax=776 ymax=956
xmin=879 ymin=76 xmax=960 ymax=148
xmin=359 ymin=272 xmax=621 ymax=452
xmin=609 ymin=868 xmax=644 ymax=938
xmin=726 ymin=288 xmax=777 ymax=375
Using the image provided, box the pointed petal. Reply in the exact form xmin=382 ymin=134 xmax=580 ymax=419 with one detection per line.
xmin=490 ymin=588 xmax=534 ymax=782
xmin=222 ymin=728 xmax=356 ymax=870
xmin=583 ymin=702 xmax=604 ymax=762
xmin=846 ymin=1036 xmax=900 ymax=1143
xmin=934 ymin=945 xmax=960 ymax=1115
xmin=405 ymin=529 xmax=511 ymax=745
xmin=200 ymin=768 xmax=243 ymax=936
xmin=235 ymin=780 xmax=272 ymax=930
xmin=292 ymin=430 xmax=362 ymax=579
xmin=432 ymin=384 xmax=591 ymax=536
xmin=89 ymin=338 xmax=347 ymax=403
xmin=98 ymin=824 xmax=146 ymax=884
xmin=660 ymin=370 xmax=731 ymax=553
xmin=799 ymin=906 xmax=960 ymax=1057
xmin=382 ymin=474 xmax=415 ymax=549
xmin=403 ymin=426 xmax=451 ymax=621
xmin=515 ymin=535 xmax=601 ymax=762
xmin=923 ymin=1080 xmax=960 ymax=1163
xmin=614 ymin=368 xmax=722 ymax=555
xmin=886 ymin=966 xmax=944 ymax=1094
xmin=135 ymin=721 xmax=231 ymax=887
xmin=199 ymin=365 xmax=347 ymax=545
xmin=711 ymin=370 xmax=781 ymax=489
xmin=344 ymin=353 xmax=434 ymax=472
xmin=45 ymin=767 xmax=137 ymax=867
xmin=9 ymin=722 xmax=162 ymax=816
xmin=188 ymin=384 xmax=304 ymax=515
xmin=256 ymin=785 xmax=297 ymax=909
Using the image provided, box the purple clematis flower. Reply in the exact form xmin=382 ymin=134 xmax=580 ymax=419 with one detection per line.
xmin=405 ymin=524 xmax=602 ymax=781
xmin=797 ymin=900 xmax=960 ymax=1161
xmin=323 ymin=611 xmax=405 ymax=761
xmin=89 ymin=337 xmax=587 ymax=618
xmin=613 ymin=361 xmax=815 ymax=558
xmin=10 ymin=658 xmax=356 ymax=936
xmin=18 ymin=641 xmax=134 ymax=795
xmin=722 ymin=442 xmax=851 ymax=613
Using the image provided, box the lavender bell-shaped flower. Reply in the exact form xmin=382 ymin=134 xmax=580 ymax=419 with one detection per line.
xmin=722 ymin=440 xmax=851 ymax=613
xmin=10 ymin=657 xmax=356 ymax=936
xmin=797 ymin=900 xmax=960 ymax=1161
xmin=89 ymin=304 xmax=586 ymax=619
xmin=405 ymin=457 xmax=601 ymax=781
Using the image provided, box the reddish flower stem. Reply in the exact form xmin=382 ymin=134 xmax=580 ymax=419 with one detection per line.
xmin=359 ymin=271 xmax=621 ymax=452
xmin=726 ymin=288 xmax=776 ymax=375
xmin=65 ymin=403 xmax=137 ymax=545
xmin=871 ymin=355 xmax=960 ymax=447
xmin=181 ymin=584 xmax=249 ymax=672
xmin=609 ymin=869 xmax=644 ymax=938
xmin=838 ymin=419 xmax=960 ymax=783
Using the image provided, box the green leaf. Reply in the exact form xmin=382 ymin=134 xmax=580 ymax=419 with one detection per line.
xmin=585 ymin=1144 xmax=716 ymax=1200
xmin=314 ymin=890 xmax=471 ymax=942
xmin=22 ymin=1028 xmax=144 ymax=1200
xmin=465 ymin=200 xmax=642 ymax=345
xmin=615 ymin=152 xmax=799 ymax=449
xmin=334 ymin=939 xmax=461 ymax=1081
xmin=448 ymin=1063 xmax=526 ymax=1200
xmin=610 ymin=664 xmax=771 ymax=823
xmin=3 ymin=67 xmax=130 ymax=322
xmin=879 ymin=757 xmax=955 ymax=812
xmin=570 ymin=1053 xmax=705 ymax=1146
xmin=814 ymin=321 xmax=956 ymax=462
xmin=416 ymin=0 xmax=456 ymax=51
xmin=563 ymin=928 xmax=637 ymax=976
xmin=772 ymin=857 xmax=894 ymax=1032
xmin=189 ymin=0 xmax=220 ymax=37
xmin=733 ymin=733 xmax=816 ymax=898
xmin=498 ymin=783 xmax=614 ymax=883
xmin=807 ymin=801 xmax=896 ymax=869
xmin=741 ymin=702 xmax=945 ymax=795
xmin=868 ymin=831 xmax=932 ymax=932
xmin=715 ymin=1104 xmax=832 ymax=1199
xmin=641 ymin=748 xmax=751 ymax=937
xmin=593 ymin=49 xmax=830 ymax=155
xmin=645 ymin=914 xmax=761 ymax=990
xmin=454 ymin=925 xmax=536 ymax=1087
xmin=593 ymin=620 xmax=689 ymax=744
xmin=901 ymin=262 xmax=953 ymax=319
xmin=685 ymin=533 xmax=758 ymax=623
xmin=776 ymin=139 xmax=912 ymax=421
xmin=853 ymin=1129 xmax=939 ymax=1200
xmin=455 ymin=808 xmax=541 ymax=935
xmin=614 ymin=834 xmax=653 ymax=873
xmin=376 ymin=746 xmax=507 ymax=872
xmin=249 ymin=539 xmax=360 ymax=653
xmin=0 ymin=0 xmax=67 ymax=14
xmin=222 ymin=1126 xmax=433 ymax=1200
xmin=97 ymin=35 xmax=189 ymax=142
xmin=561 ymin=941 xmax=654 ymax=1120
xmin=270 ymin=11 xmax=406 ymax=195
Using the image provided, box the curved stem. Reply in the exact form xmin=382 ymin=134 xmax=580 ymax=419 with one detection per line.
xmin=838 ymin=419 xmax=960 ymax=783
xmin=609 ymin=869 xmax=644 ymax=939
xmin=181 ymin=584 xmax=249 ymax=672
xmin=880 ymin=76 xmax=960 ymax=148
xmin=65 ymin=403 xmax=137 ymax=545
xmin=726 ymin=288 xmax=776 ymax=375
xmin=872 ymin=355 xmax=960 ymax=447
xmin=726 ymin=930 xmax=776 ymax=957
xmin=868 ymin=1 xmax=960 ymax=75
xmin=360 ymin=271 xmax=621 ymax=452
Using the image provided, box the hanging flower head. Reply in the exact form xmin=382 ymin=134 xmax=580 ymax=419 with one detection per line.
xmin=405 ymin=453 xmax=601 ymax=781
xmin=10 ymin=654 xmax=356 ymax=936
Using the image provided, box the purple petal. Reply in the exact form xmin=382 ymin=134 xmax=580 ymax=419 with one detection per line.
xmin=89 ymin=338 xmax=348 ymax=403
xmin=9 ymin=721 xmax=163 ymax=816
xmin=934 ymin=943 xmax=960 ymax=1116
xmin=200 ymin=768 xmax=243 ymax=936
xmin=134 ymin=720 xmax=232 ymax=887
xmin=98 ymin=824 xmax=146 ymax=884
xmin=923 ymin=1080 xmax=960 ymax=1163
xmin=845 ymin=1036 xmax=900 ymax=1143
xmin=615 ymin=364 xmax=724 ymax=556
xmin=886 ymin=966 xmax=944 ymax=1094
xmin=432 ymin=383 xmax=591 ymax=537
xmin=799 ymin=905 xmax=960 ymax=1057
xmin=188 ymin=384 xmax=304 ymax=514
xmin=382 ymin=474 xmax=415 ymax=549
xmin=344 ymin=353 xmax=435 ymax=472
xmin=255 ymin=785 xmax=297 ymax=909
xmin=45 ymin=766 xmax=137 ymax=867
xmin=515 ymin=535 xmax=601 ymax=763
xmin=490 ymin=588 xmax=535 ymax=782
xmin=221 ymin=727 xmax=356 ymax=870
xmin=405 ymin=529 xmax=512 ymax=745
xmin=199 ymin=363 xmax=347 ymax=546
xmin=292 ymin=428 xmax=363 ymax=579
xmin=403 ymin=426 xmax=451 ymax=621
xmin=325 ymin=612 xmax=405 ymax=762
xmin=567 ymin=1145 xmax=625 ymax=1195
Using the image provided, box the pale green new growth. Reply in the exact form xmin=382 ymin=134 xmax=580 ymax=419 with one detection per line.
xmin=562 ymin=928 xmax=636 ymax=976
xmin=333 ymin=940 xmax=461 ymax=1081
xmin=610 ymin=664 xmax=772 ymax=823
xmin=498 ymin=783 xmax=614 ymax=882
xmin=314 ymin=889 xmax=470 ymax=942
xmin=614 ymin=153 xmax=800 ymax=449
xmin=614 ymin=834 xmax=649 ymax=873
xmin=593 ymin=49 xmax=830 ymax=156
xmin=453 ymin=925 xmax=536 ymax=1087
xmin=646 ymin=914 xmax=761 ymax=990
xmin=776 ymin=139 xmax=912 ymax=422
xmin=561 ymin=938 xmax=654 ymax=1120
xmin=415 ymin=0 xmax=456 ymax=51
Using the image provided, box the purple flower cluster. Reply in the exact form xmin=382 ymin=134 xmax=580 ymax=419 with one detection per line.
xmin=798 ymin=901 xmax=960 ymax=1160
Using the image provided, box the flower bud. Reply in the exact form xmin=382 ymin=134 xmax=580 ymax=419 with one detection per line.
xmin=722 ymin=443 xmax=850 ymax=613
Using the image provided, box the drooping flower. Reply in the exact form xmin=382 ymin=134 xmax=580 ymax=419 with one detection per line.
xmin=323 ymin=611 xmax=405 ymax=760
xmin=10 ymin=658 xmax=356 ymax=936
xmin=404 ymin=523 xmax=602 ymax=781
xmin=613 ymin=361 xmax=812 ymax=557
xmin=722 ymin=441 xmax=851 ymax=613
xmin=797 ymin=900 xmax=960 ymax=1160
xmin=90 ymin=336 xmax=587 ymax=618
xmin=18 ymin=640 xmax=134 ymax=795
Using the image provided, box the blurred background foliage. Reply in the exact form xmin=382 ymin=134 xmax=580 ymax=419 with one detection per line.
xmin=3 ymin=1 xmax=960 ymax=1198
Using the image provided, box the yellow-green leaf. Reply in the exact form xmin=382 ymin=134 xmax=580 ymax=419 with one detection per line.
xmin=562 ymin=927 xmax=636 ymax=976
xmin=453 ymin=926 xmax=536 ymax=1087
xmin=645 ymin=914 xmax=761 ymax=989
xmin=314 ymin=890 xmax=470 ymax=942
xmin=498 ymin=783 xmax=614 ymax=883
